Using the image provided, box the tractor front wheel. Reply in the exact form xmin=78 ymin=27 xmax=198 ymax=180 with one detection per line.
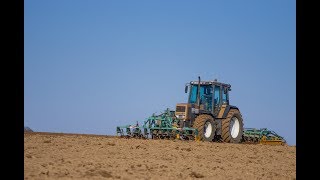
xmin=193 ymin=114 xmax=216 ymax=141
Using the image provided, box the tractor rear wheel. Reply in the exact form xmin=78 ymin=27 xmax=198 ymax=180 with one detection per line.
xmin=222 ymin=109 xmax=244 ymax=143
xmin=193 ymin=114 xmax=215 ymax=141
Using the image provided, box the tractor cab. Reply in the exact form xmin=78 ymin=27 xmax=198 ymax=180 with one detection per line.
xmin=185 ymin=78 xmax=231 ymax=116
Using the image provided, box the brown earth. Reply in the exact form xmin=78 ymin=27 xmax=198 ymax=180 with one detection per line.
xmin=24 ymin=132 xmax=296 ymax=180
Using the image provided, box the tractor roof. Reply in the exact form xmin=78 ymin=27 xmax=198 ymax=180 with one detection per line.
xmin=189 ymin=80 xmax=231 ymax=88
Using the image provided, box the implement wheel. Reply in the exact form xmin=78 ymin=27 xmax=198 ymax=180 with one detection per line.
xmin=222 ymin=109 xmax=244 ymax=143
xmin=193 ymin=114 xmax=215 ymax=141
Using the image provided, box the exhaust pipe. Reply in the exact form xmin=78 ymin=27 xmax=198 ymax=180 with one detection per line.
xmin=197 ymin=76 xmax=201 ymax=107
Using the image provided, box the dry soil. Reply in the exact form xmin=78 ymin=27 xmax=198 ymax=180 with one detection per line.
xmin=24 ymin=132 xmax=296 ymax=180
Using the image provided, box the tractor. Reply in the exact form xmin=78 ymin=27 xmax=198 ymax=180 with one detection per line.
xmin=116 ymin=76 xmax=245 ymax=143
xmin=175 ymin=76 xmax=244 ymax=143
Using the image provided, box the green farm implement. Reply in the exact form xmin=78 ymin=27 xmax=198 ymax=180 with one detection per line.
xmin=116 ymin=108 xmax=199 ymax=140
xmin=242 ymin=128 xmax=286 ymax=145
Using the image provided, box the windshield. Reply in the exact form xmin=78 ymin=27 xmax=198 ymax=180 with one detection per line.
xmin=189 ymin=85 xmax=213 ymax=105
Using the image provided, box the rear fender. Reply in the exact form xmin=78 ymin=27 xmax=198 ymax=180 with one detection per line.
xmin=218 ymin=105 xmax=239 ymax=119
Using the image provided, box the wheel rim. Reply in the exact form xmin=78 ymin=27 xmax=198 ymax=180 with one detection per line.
xmin=230 ymin=117 xmax=240 ymax=138
xmin=204 ymin=121 xmax=213 ymax=138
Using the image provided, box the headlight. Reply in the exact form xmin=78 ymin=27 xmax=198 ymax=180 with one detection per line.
xmin=176 ymin=115 xmax=185 ymax=119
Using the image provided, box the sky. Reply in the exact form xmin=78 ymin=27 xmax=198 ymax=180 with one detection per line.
xmin=25 ymin=0 xmax=296 ymax=145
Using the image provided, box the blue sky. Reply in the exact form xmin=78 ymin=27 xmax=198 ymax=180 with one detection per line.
xmin=25 ymin=0 xmax=296 ymax=145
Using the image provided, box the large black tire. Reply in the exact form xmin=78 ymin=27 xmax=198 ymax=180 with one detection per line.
xmin=192 ymin=114 xmax=215 ymax=141
xmin=222 ymin=109 xmax=244 ymax=143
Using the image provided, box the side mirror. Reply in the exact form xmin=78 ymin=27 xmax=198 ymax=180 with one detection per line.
xmin=185 ymin=85 xmax=188 ymax=93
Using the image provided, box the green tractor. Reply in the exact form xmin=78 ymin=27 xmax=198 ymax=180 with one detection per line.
xmin=175 ymin=76 xmax=244 ymax=143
